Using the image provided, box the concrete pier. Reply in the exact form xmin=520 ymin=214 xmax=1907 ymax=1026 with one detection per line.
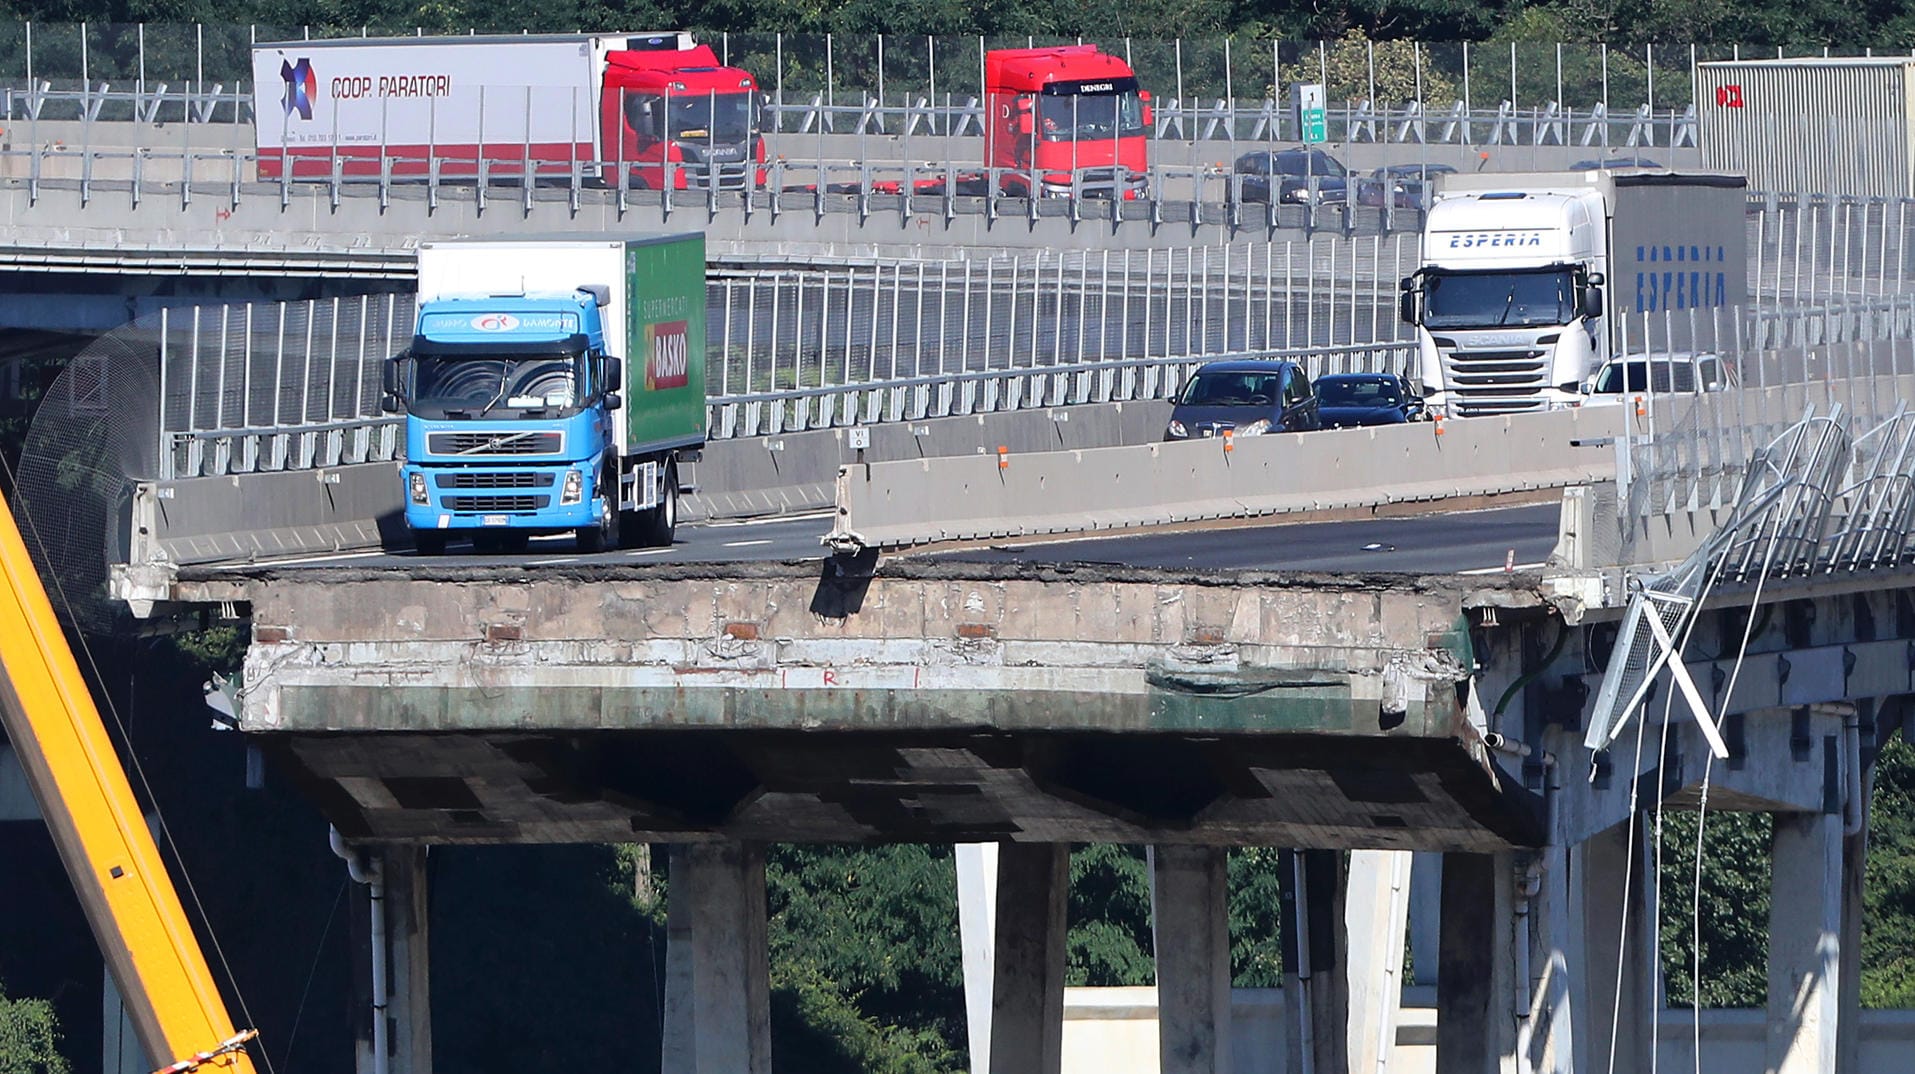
xmin=991 ymin=843 xmax=1069 ymax=1074
xmin=1151 ymin=846 xmax=1232 ymax=1074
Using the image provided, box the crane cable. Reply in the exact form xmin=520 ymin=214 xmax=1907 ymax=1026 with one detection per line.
xmin=0 ymin=452 xmax=276 ymax=1074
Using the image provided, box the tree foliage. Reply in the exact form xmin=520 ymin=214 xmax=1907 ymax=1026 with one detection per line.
xmin=0 ymin=981 xmax=70 ymax=1074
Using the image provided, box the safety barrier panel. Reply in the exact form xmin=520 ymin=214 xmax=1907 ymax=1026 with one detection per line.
xmin=828 ymin=407 xmax=1616 ymax=552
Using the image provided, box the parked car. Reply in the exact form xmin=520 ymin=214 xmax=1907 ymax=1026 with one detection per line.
xmin=1570 ymin=155 xmax=1664 ymax=171
xmin=1232 ymin=148 xmax=1349 ymax=205
xmin=1166 ymin=359 xmax=1320 ymax=440
xmin=1314 ymin=373 xmax=1426 ymax=427
xmin=1578 ymin=352 xmax=1734 ymax=405
xmin=1356 ymin=163 xmax=1456 ymax=209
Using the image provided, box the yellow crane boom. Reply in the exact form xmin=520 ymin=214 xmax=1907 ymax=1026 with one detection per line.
xmin=0 ymin=488 xmax=258 ymax=1074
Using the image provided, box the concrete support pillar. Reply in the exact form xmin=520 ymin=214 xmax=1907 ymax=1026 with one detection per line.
xmin=1150 ymin=846 xmax=1231 ymax=1074
xmin=662 ymin=843 xmax=772 ymax=1074
xmin=1766 ymin=811 xmax=1842 ymax=1074
xmin=1573 ymin=820 xmax=1654 ymax=1074
xmin=379 ymin=847 xmax=432 ymax=1074
xmin=1837 ymin=709 xmax=1875 ymax=1074
xmin=1437 ymin=851 xmax=1515 ymax=1074
xmin=1280 ymin=849 xmax=1348 ymax=1074
xmin=1345 ymin=849 xmax=1411 ymax=1073
xmin=955 ymin=842 xmax=1000 ymax=1074
xmin=989 ymin=842 xmax=1068 ymax=1074
xmin=1531 ymin=843 xmax=1577 ymax=1074
xmin=347 ymin=846 xmax=431 ymax=1074
xmin=1407 ymin=850 xmax=1443 ymax=987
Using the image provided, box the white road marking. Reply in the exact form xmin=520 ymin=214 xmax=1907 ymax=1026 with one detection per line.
xmin=216 ymin=550 xmax=384 ymax=569
xmin=528 ymin=557 xmax=579 ymax=565
xmin=1457 ymin=562 xmax=1546 ymax=575
xmin=701 ymin=510 xmax=834 ymax=528
xmin=722 ymin=539 xmax=774 ymax=548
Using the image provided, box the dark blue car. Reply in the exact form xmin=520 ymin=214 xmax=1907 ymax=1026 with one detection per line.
xmin=1314 ymin=373 xmax=1425 ymax=428
xmin=1165 ymin=359 xmax=1320 ymax=441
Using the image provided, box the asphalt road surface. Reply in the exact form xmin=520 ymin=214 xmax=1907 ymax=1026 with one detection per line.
xmin=217 ymin=503 xmax=1559 ymax=575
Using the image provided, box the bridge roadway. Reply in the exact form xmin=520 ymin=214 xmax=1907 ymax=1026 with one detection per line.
xmin=158 ymin=477 xmax=1891 ymax=1074
xmin=216 ymin=502 xmax=1560 ymax=573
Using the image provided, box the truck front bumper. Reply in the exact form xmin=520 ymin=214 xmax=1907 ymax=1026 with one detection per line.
xmin=402 ymin=463 xmax=605 ymax=535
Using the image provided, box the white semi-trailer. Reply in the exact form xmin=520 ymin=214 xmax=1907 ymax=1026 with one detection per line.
xmin=1398 ymin=170 xmax=1747 ymax=417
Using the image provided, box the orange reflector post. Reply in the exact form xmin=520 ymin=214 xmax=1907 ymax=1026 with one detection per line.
xmin=996 ymin=445 xmax=1010 ymax=470
xmin=1222 ymin=428 xmax=1235 ymax=453
xmin=1634 ymin=395 xmax=1647 ymax=417
xmin=1433 ymin=415 xmax=1446 ymax=436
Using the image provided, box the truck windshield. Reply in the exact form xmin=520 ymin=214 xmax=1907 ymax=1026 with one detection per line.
xmin=412 ymin=355 xmax=581 ymax=415
xmin=627 ymin=91 xmax=756 ymax=142
xmin=1422 ymin=269 xmax=1576 ymax=330
xmin=1037 ymin=91 xmax=1145 ymax=140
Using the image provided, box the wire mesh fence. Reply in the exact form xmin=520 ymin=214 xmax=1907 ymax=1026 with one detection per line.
xmin=124 ymin=196 xmax=1915 ymax=477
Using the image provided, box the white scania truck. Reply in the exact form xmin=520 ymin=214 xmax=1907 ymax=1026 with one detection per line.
xmin=1398 ymin=170 xmax=1747 ymax=416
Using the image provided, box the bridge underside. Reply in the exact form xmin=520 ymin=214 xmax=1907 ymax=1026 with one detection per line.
xmin=189 ymin=560 xmax=1551 ymax=851
xmin=274 ymin=726 xmax=1541 ymax=848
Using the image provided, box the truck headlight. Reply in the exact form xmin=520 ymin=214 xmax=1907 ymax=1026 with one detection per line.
xmin=1236 ymin=419 xmax=1273 ymax=436
xmin=561 ymin=468 xmax=584 ymax=505
xmin=408 ymin=472 xmax=429 ymax=505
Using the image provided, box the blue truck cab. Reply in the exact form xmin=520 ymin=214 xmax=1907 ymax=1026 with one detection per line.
xmin=386 ymin=232 xmax=708 ymax=555
xmin=392 ymin=288 xmax=623 ymax=554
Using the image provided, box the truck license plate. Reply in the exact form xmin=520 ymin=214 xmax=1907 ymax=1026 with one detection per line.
xmin=481 ymin=515 xmax=510 ymax=527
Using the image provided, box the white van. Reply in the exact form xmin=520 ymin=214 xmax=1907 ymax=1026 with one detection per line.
xmin=1578 ymin=352 xmax=1735 ymax=405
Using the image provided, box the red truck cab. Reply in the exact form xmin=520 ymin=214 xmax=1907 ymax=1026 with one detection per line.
xmin=984 ymin=46 xmax=1150 ymax=199
xmin=599 ymin=44 xmax=767 ymax=190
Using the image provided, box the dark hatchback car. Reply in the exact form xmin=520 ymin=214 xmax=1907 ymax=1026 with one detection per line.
xmin=1314 ymin=373 xmax=1425 ymax=428
xmin=1357 ymin=162 xmax=1456 ymax=209
xmin=1232 ymin=148 xmax=1349 ymax=205
xmin=1166 ymin=359 xmax=1321 ymax=441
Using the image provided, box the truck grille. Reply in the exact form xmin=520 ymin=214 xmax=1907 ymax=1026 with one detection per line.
xmin=435 ymin=472 xmax=556 ymax=490
xmin=428 ymin=432 xmax=562 ymax=456
xmin=1442 ymin=348 xmax=1550 ymax=415
xmin=445 ymin=494 xmax=551 ymax=513
xmin=685 ymin=162 xmax=752 ymax=191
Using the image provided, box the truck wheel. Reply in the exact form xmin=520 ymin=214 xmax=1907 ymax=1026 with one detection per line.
xmin=641 ymin=462 xmax=679 ymax=547
xmin=413 ymin=531 xmax=447 ymax=556
xmin=577 ymin=491 xmax=619 ymax=554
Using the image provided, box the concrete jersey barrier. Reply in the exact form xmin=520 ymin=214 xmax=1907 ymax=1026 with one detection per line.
xmin=828 ymin=407 xmax=1623 ymax=551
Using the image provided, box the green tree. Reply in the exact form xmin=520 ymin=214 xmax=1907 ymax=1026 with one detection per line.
xmin=0 ymin=981 xmax=70 ymax=1074
xmin=1863 ymin=735 xmax=1915 ymax=1007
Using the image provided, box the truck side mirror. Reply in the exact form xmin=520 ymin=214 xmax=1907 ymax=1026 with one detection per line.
xmin=1580 ymin=285 xmax=1604 ymax=320
xmin=381 ymin=357 xmax=405 ymax=413
xmin=1399 ymin=288 xmax=1418 ymax=325
xmin=1140 ymin=90 xmax=1153 ymax=128
xmin=604 ymin=357 xmax=623 ymax=386
xmin=604 ymin=392 xmax=623 ymax=412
